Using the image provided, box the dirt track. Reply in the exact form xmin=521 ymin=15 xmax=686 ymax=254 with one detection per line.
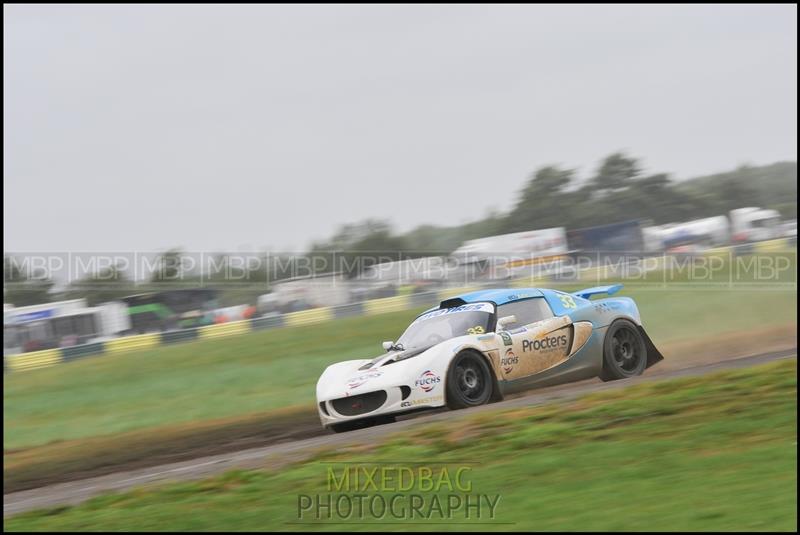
xmin=4 ymin=347 xmax=796 ymax=517
xmin=6 ymin=323 xmax=796 ymax=498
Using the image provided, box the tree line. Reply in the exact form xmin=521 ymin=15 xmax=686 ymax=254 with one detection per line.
xmin=4 ymin=154 xmax=796 ymax=306
xmin=312 ymin=154 xmax=796 ymax=254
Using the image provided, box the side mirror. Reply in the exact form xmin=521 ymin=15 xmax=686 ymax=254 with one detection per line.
xmin=497 ymin=315 xmax=517 ymax=330
xmin=382 ymin=341 xmax=394 ymax=352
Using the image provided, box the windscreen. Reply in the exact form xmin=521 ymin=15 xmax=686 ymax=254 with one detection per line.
xmin=396 ymin=303 xmax=494 ymax=350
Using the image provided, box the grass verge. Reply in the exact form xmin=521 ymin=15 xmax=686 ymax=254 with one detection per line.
xmin=3 ymin=404 xmax=319 ymax=493
xmin=6 ymin=359 xmax=797 ymax=531
xmin=3 ymin=308 xmax=423 ymax=450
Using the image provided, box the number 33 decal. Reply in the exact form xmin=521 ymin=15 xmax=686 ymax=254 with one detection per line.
xmin=558 ymin=294 xmax=577 ymax=309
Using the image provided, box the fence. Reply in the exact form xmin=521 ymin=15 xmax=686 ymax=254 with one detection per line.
xmin=2 ymin=286 xmax=476 ymax=373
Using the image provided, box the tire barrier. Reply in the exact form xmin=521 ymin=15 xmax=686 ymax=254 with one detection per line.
xmin=5 ymin=349 xmax=63 ymax=372
xmin=363 ymin=295 xmax=410 ymax=316
xmin=2 ymin=291 xmax=435 ymax=373
xmin=105 ymin=333 xmax=161 ymax=354
xmin=754 ymin=237 xmax=794 ymax=253
xmin=61 ymin=342 xmax=106 ymax=362
xmin=197 ymin=320 xmax=251 ymax=340
xmin=332 ymin=302 xmax=365 ymax=319
xmin=161 ymin=329 xmax=200 ymax=345
xmin=251 ymin=314 xmax=285 ymax=331
xmin=284 ymin=307 xmax=334 ymax=327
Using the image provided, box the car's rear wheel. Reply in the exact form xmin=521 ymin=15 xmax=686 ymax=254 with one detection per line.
xmin=600 ymin=319 xmax=648 ymax=382
xmin=446 ymin=351 xmax=494 ymax=409
xmin=329 ymin=415 xmax=395 ymax=433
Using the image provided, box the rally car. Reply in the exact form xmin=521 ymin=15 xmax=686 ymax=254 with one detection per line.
xmin=316 ymin=285 xmax=663 ymax=432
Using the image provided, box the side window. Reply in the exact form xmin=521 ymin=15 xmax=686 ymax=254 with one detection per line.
xmin=496 ymin=298 xmax=554 ymax=330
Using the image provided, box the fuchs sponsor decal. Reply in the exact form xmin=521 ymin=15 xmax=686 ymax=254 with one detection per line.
xmin=401 ymin=395 xmax=443 ymax=408
xmin=522 ymin=334 xmax=569 ymax=352
xmin=500 ymin=348 xmax=518 ymax=374
xmin=499 ymin=331 xmax=513 ymax=346
xmin=414 ymin=370 xmax=442 ymax=392
xmin=346 ymin=369 xmax=383 ymax=389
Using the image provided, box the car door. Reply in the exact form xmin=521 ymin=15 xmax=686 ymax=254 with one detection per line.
xmin=495 ymin=298 xmax=574 ymax=381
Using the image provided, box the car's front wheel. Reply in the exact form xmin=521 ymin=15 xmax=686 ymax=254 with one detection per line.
xmin=599 ymin=319 xmax=648 ymax=381
xmin=446 ymin=350 xmax=494 ymax=409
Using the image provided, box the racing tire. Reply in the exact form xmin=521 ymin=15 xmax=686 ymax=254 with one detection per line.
xmin=446 ymin=350 xmax=494 ymax=409
xmin=330 ymin=415 xmax=396 ymax=433
xmin=599 ymin=319 xmax=648 ymax=382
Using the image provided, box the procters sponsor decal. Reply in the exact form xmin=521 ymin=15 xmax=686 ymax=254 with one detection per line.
xmin=346 ymin=369 xmax=383 ymax=389
xmin=522 ymin=333 xmax=568 ymax=352
xmin=500 ymin=348 xmax=518 ymax=374
xmin=414 ymin=370 xmax=442 ymax=392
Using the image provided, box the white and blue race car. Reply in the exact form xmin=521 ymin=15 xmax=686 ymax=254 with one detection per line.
xmin=316 ymin=285 xmax=663 ymax=432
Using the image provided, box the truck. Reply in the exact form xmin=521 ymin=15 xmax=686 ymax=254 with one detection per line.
xmin=3 ymin=298 xmax=131 ymax=354
xmin=451 ymin=227 xmax=568 ymax=266
xmin=642 ymin=207 xmax=784 ymax=251
xmin=729 ymin=207 xmax=782 ymax=243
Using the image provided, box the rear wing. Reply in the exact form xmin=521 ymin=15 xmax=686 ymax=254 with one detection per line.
xmin=572 ymin=284 xmax=623 ymax=300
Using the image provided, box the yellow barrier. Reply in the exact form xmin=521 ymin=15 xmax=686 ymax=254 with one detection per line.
xmin=105 ymin=333 xmax=160 ymax=354
xmin=284 ymin=307 xmax=334 ymax=327
xmin=705 ymin=245 xmax=734 ymax=253
xmin=6 ymin=349 xmax=62 ymax=372
xmin=363 ymin=295 xmax=410 ymax=316
xmin=197 ymin=320 xmax=252 ymax=340
xmin=754 ymin=238 xmax=792 ymax=253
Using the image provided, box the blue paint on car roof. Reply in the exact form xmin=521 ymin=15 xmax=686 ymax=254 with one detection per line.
xmin=451 ymin=288 xmax=544 ymax=306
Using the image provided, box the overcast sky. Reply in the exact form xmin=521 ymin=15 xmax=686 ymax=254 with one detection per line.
xmin=4 ymin=4 xmax=797 ymax=253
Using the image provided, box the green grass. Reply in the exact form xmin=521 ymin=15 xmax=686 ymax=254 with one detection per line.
xmin=617 ymin=287 xmax=795 ymax=343
xmin=4 ymin=288 xmax=797 ymax=451
xmin=3 ymin=308 xmax=422 ymax=450
xmin=6 ymin=359 xmax=797 ymax=531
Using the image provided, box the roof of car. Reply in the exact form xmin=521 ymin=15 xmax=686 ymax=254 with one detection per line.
xmin=450 ymin=288 xmax=544 ymax=306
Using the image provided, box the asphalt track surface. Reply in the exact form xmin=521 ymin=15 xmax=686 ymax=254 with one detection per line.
xmin=4 ymin=348 xmax=796 ymax=517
